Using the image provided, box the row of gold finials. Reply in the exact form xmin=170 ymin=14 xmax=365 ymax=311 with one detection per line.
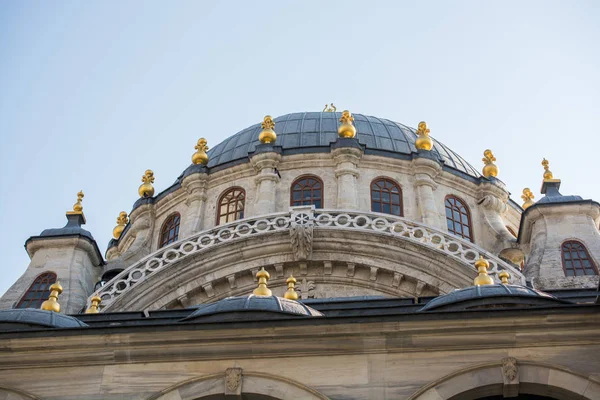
xmin=38 ymin=268 xmax=301 ymax=314
xmin=68 ymin=110 xmax=554 ymax=242
xmin=39 ymin=258 xmax=505 ymax=315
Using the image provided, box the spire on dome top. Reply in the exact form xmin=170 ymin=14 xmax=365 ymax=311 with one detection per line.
xmin=113 ymin=211 xmax=128 ymax=240
xmin=41 ymin=282 xmax=63 ymax=312
xmin=259 ymin=115 xmax=277 ymax=144
xmin=415 ymin=121 xmax=432 ymax=151
xmin=66 ymin=190 xmax=86 ymax=224
xmin=323 ymin=103 xmax=337 ymax=112
xmin=253 ymin=267 xmax=272 ymax=296
xmin=284 ymin=275 xmax=299 ymax=301
xmin=338 ymin=110 xmax=356 ymax=138
xmin=540 ymin=158 xmax=561 ymax=195
xmin=473 ymin=256 xmax=494 ymax=286
xmin=482 ymin=149 xmax=498 ymax=178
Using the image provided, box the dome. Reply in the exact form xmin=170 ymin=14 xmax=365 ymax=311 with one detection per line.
xmin=0 ymin=308 xmax=88 ymax=330
xmin=419 ymin=284 xmax=570 ymax=312
xmin=205 ymin=112 xmax=481 ymax=178
xmin=182 ymin=294 xmax=323 ymax=322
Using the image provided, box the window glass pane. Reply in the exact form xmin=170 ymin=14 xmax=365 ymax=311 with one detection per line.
xmin=382 ymin=193 xmax=390 ymax=203
xmin=461 ymin=214 xmax=469 ymax=224
xmin=372 ymin=192 xmax=380 ymax=200
xmin=391 ymin=205 xmax=401 ymax=216
xmin=392 ymin=194 xmax=400 ymax=204
xmin=445 ymin=208 xmax=453 ymax=218
xmin=313 ymin=190 xmax=321 ymax=198
xmin=373 ymin=203 xmax=381 ymax=213
xmin=382 ymin=204 xmax=391 ymax=214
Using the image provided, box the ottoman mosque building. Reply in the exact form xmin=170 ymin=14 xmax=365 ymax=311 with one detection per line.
xmin=0 ymin=108 xmax=599 ymax=400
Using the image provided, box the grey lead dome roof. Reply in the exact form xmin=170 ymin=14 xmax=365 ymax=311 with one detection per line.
xmin=0 ymin=308 xmax=88 ymax=330
xmin=206 ymin=112 xmax=481 ymax=178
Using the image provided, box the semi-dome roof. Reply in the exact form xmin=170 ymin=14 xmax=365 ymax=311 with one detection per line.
xmin=419 ymin=284 xmax=570 ymax=312
xmin=182 ymin=294 xmax=323 ymax=323
xmin=206 ymin=112 xmax=481 ymax=178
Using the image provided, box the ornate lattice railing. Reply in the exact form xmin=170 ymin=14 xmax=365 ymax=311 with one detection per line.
xmin=88 ymin=208 xmax=525 ymax=310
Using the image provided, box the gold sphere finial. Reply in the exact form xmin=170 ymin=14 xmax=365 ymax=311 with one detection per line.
xmin=112 ymin=211 xmax=129 ymax=239
xmin=283 ymin=275 xmax=299 ymax=301
xmin=72 ymin=190 xmax=84 ymax=213
xmin=192 ymin=138 xmax=209 ymax=165
xmin=482 ymin=149 xmax=498 ymax=178
xmin=253 ymin=267 xmax=272 ymax=296
xmin=542 ymin=158 xmax=554 ymax=181
xmin=415 ymin=121 xmax=433 ymax=151
xmin=40 ymin=282 xmax=63 ymax=312
xmin=138 ymin=170 xmax=155 ymax=198
xmin=338 ymin=110 xmax=357 ymax=138
xmin=498 ymin=271 xmax=510 ymax=285
xmin=521 ymin=188 xmax=535 ymax=210
xmin=473 ymin=256 xmax=494 ymax=286
xmin=259 ymin=115 xmax=277 ymax=144
xmin=85 ymin=296 xmax=102 ymax=314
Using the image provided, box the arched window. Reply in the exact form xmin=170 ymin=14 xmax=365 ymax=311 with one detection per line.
xmin=159 ymin=213 xmax=181 ymax=248
xmin=445 ymin=195 xmax=473 ymax=242
xmin=217 ymin=187 xmax=245 ymax=225
xmin=371 ymin=178 xmax=403 ymax=216
xmin=561 ymin=240 xmax=598 ymax=276
xmin=16 ymin=272 xmax=57 ymax=309
xmin=291 ymin=175 xmax=323 ymax=208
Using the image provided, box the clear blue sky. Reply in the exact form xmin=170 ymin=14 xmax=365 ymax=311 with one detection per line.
xmin=1 ymin=1 xmax=599 ymax=297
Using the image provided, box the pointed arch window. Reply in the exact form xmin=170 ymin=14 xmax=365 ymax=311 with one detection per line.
xmin=217 ymin=187 xmax=245 ymax=225
xmin=16 ymin=272 xmax=57 ymax=309
xmin=371 ymin=178 xmax=403 ymax=216
xmin=561 ymin=241 xmax=598 ymax=276
xmin=445 ymin=195 xmax=473 ymax=242
xmin=291 ymin=175 xmax=323 ymax=208
xmin=159 ymin=213 xmax=181 ymax=248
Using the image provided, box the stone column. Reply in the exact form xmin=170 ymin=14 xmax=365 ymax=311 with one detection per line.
xmin=181 ymin=167 xmax=208 ymax=235
xmin=250 ymin=144 xmax=282 ymax=215
xmin=331 ymin=139 xmax=363 ymax=210
xmin=412 ymin=154 xmax=444 ymax=229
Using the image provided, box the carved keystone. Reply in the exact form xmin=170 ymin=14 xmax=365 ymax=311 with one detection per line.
xmin=224 ymin=367 xmax=243 ymax=398
xmin=501 ymin=357 xmax=519 ymax=397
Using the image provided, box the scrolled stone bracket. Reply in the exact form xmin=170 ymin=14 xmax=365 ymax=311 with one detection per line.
xmin=289 ymin=206 xmax=315 ymax=261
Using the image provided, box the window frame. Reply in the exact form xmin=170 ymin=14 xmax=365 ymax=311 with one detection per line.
xmin=16 ymin=271 xmax=57 ymax=309
xmin=370 ymin=177 xmax=404 ymax=217
xmin=158 ymin=212 xmax=181 ymax=248
xmin=216 ymin=187 xmax=246 ymax=225
xmin=444 ymin=195 xmax=474 ymax=243
xmin=290 ymin=175 xmax=324 ymax=208
xmin=560 ymin=240 xmax=599 ymax=276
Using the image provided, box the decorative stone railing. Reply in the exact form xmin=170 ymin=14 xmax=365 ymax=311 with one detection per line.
xmin=88 ymin=208 xmax=525 ymax=310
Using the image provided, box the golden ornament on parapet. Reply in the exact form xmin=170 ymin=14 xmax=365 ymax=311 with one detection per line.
xmin=253 ymin=267 xmax=272 ymax=296
xmin=498 ymin=271 xmax=511 ymax=285
xmin=415 ymin=121 xmax=433 ymax=151
xmin=192 ymin=138 xmax=209 ymax=165
xmin=284 ymin=275 xmax=299 ymax=301
xmin=473 ymin=256 xmax=494 ymax=286
xmin=113 ymin=211 xmax=128 ymax=240
xmin=259 ymin=115 xmax=277 ymax=144
xmin=68 ymin=190 xmax=84 ymax=214
xmin=41 ymin=282 xmax=63 ymax=313
xmin=338 ymin=110 xmax=356 ymax=138
xmin=482 ymin=149 xmax=498 ymax=178
xmin=138 ymin=169 xmax=155 ymax=198
xmin=521 ymin=188 xmax=535 ymax=210
xmin=541 ymin=158 xmax=554 ymax=181
xmin=85 ymin=296 xmax=102 ymax=314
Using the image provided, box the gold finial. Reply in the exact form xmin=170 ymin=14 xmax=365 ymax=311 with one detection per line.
xmin=541 ymin=158 xmax=554 ymax=181
xmin=258 ymin=115 xmax=277 ymax=144
xmin=498 ymin=271 xmax=510 ymax=285
xmin=283 ymin=275 xmax=299 ymax=301
xmin=40 ymin=282 xmax=63 ymax=312
xmin=253 ymin=267 xmax=272 ymax=296
xmin=482 ymin=149 xmax=498 ymax=178
xmin=192 ymin=138 xmax=209 ymax=165
xmin=138 ymin=169 xmax=155 ymax=198
xmin=415 ymin=121 xmax=433 ymax=151
xmin=521 ymin=188 xmax=535 ymax=210
xmin=69 ymin=190 xmax=84 ymax=214
xmin=85 ymin=295 xmax=102 ymax=314
xmin=323 ymin=103 xmax=337 ymax=112
xmin=112 ymin=211 xmax=128 ymax=239
xmin=473 ymin=256 xmax=494 ymax=286
xmin=338 ymin=110 xmax=356 ymax=138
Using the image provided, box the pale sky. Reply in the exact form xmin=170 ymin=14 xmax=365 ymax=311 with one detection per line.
xmin=1 ymin=1 xmax=599 ymax=297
